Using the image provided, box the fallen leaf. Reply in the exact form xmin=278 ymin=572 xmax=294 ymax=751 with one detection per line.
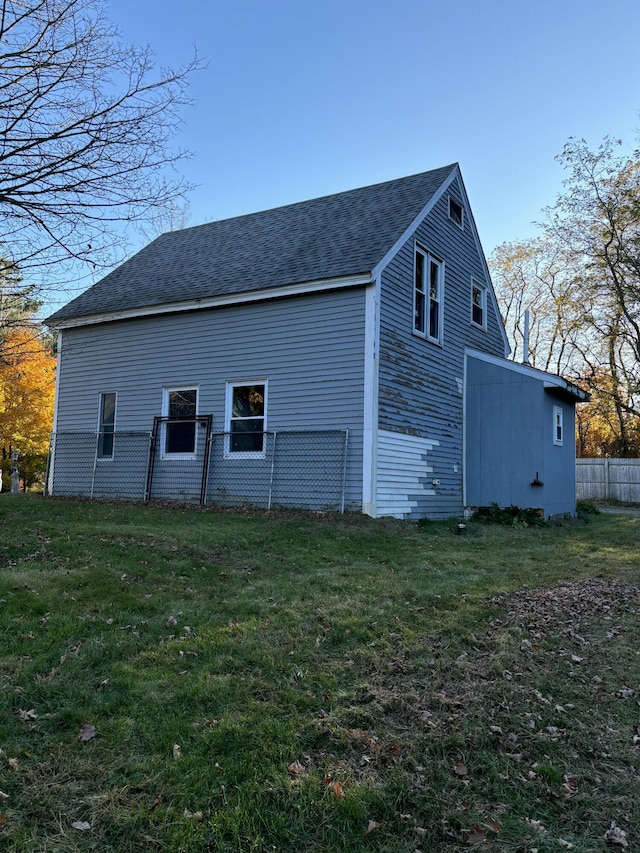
xmin=166 ymin=615 xmax=178 ymax=628
xmin=0 ymin=791 xmax=8 ymax=802
xmin=97 ymin=678 xmax=110 ymax=690
xmin=71 ymin=820 xmax=92 ymax=831
xmin=8 ymin=758 xmax=18 ymax=771
xmin=287 ymin=760 xmax=305 ymax=775
xmin=366 ymin=820 xmax=381 ymax=834
xmin=0 ymin=815 xmax=7 ymax=827
xmin=559 ymin=841 xmax=574 ymax=849
xmin=452 ymin=761 xmax=469 ymax=777
xmin=603 ymin=822 xmax=628 ymax=848
xmin=79 ymin=724 xmax=96 ymax=742
xmin=172 ymin=743 xmax=182 ymax=760
xmin=184 ymin=809 xmax=203 ymax=821
xmin=616 ymin=687 xmax=636 ymax=699
xmin=483 ymin=816 xmax=502 ymax=834
xmin=150 ymin=795 xmax=162 ymax=811
xmin=328 ymin=780 xmax=344 ymax=798
xmin=467 ymin=824 xmax=487 ymax=844
xmin=18 ymin=708 xmax=37 ymax=722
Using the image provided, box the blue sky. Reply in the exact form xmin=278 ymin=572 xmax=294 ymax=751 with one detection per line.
xmin=109 ymin=0 xmax=640 ymax=258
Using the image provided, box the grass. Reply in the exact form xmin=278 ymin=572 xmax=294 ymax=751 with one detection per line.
xmin=0 ymin=495 xmax=638 ymax=852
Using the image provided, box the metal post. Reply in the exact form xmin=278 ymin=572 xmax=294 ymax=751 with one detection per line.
xmin=340 ymin=429 xmax=349 ymax=514
xmin=90 ymin=435 xmax=99 ymax=499
xmin=200 ymin=415 xmax=213 ymax=505
xmin=267 ymin=431 xmax=277 ymax=510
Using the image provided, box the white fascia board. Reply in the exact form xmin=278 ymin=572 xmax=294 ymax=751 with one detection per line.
xmin=362 ymin=278 xmax=380 ymax=517
xmin=465 ymin=347 xmax=587 ymax=398
xmin=371 ymin=166 xmax=457 ymax=281
xmin=48 ymin=274 xmax=371 ymax=330
xmin=453 ymin=169 xmax=511 ymax=357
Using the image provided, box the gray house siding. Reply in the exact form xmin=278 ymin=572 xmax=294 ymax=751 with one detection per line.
xmin=51 ymin=288 xmax=367 ymax=508
xmin=465 ymin=355 xmax=577 ymax=517
xmin=375 ymin=178 xmax=506 ymax=519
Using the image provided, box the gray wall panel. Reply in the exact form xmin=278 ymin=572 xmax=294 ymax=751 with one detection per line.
xmin=376 ymin=178 xmax=506 ymax=519
xmin=54 ymin=289 xmax=366 ymax=507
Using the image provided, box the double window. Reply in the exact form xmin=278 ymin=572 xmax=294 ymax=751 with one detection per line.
xmin=163 ymin=387 xmax=198 ymax=456
xmin=414 ymin=247 xmax=444 ymax=344
xmin=97 ymin=392 xmax=116 ymax=458
xmin=226 ymin=382 xmax=267 ymax=456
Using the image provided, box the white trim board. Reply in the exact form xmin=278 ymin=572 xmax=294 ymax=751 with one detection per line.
xmin=47 ymin=274 xmax=372 ymax=330
xmin=465 ymin=348 xmax=589 ymax=401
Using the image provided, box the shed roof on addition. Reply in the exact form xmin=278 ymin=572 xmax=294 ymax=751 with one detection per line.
xmin=46 ymin=164 xmax=458 ymax=325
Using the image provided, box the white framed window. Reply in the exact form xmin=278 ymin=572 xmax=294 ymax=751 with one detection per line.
xmin=553 ymin=405 xmax=563 ymax=446
xmin=448 ymin=196 xmax=464 ymax=229
xmin=97 ymin=392 xmax=116 ymax=459
xmin=414 ymin=246 xmax=444 ymax=344
xmin=225 ymin=382 xmax=267 ymax=458
xmin=162 ymin=387 xmax=198 ymax=457
xmin=471 ymin=279 xmax=487 ymax=329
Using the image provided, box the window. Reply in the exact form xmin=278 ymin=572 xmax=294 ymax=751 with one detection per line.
xmin=226 ymin=382 xmax=266 ymax=455
xmin=449 ymin=196 xmax=464 ymax=229
xmin=471 ymin=279 xmax=487 ymax=329
xmin=97 ymin=392 xmax=116 ymax=458
xmin=414 ymin=247 xmax=444 ymax=343
xmin=553 ymin=406 xmax=563 ymax=446
xmin=163 ymin=387 xmax=198 ymax=455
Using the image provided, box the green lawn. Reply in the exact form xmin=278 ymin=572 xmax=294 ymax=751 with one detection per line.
xmin=0 ymin=496 xmax=638 ymax=852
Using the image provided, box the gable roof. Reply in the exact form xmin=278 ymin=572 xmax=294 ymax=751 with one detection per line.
xmin=45 ymin=164 xmax=458 ymax=326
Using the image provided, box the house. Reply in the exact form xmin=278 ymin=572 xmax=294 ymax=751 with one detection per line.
xmin=45 ymin=164 xmax=588 ymax=519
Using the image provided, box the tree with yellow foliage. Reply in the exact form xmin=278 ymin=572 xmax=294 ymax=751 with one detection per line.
xmin=0 ymin=327 xmax=56 ymax=490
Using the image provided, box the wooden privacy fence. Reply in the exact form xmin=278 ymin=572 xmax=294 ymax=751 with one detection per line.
xmin=576 ymin=458 xmax=640 ymax=503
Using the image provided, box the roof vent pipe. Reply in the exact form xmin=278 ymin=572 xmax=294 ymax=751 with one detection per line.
xmin=523 ymin=309 xmax=530 ymax=365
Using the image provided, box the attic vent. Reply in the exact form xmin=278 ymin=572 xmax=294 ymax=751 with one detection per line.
xmin=449 ymin=197 xmax=463 ymax=229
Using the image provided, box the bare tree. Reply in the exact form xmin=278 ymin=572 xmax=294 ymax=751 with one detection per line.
xmin=0 ymin=0 xmax=201 ymax=296
xmin=490 ymin=236 xmax=588 ymax=375
xmin=490 ymin=136 xmax=640 ymax=456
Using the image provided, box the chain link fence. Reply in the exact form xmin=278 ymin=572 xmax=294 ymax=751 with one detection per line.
xmin=46 ymin=428 xmax=349 ymax=512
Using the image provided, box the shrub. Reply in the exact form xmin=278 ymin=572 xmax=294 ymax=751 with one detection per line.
xmin=472 ymin=503 xmax=547 ymax=527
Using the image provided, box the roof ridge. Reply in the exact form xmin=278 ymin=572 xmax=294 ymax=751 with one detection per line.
xmin=160 ymin=163 xmax=459 ymax=237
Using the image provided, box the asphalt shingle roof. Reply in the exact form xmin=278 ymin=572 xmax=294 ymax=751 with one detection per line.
xmin=46 ymin=164 xmax=457 ymax=324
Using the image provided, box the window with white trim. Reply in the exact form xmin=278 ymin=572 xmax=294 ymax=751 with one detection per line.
xmin=449 ymin=196 xmax=464 ymax=229
xmin=471 ymin=279 xmax=487 ymax=329
xmin=163 ymin=387 xmax=198 ymax=456
xmin=553 ymin=405 xmax=563 ymax=446
xmin=97 ymin=392 xmax=116 ymax=458
xmin=414 ymin=247 xmax=444 ymax=343
xmin=226 ymin=382 xmax=267 ymax=456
